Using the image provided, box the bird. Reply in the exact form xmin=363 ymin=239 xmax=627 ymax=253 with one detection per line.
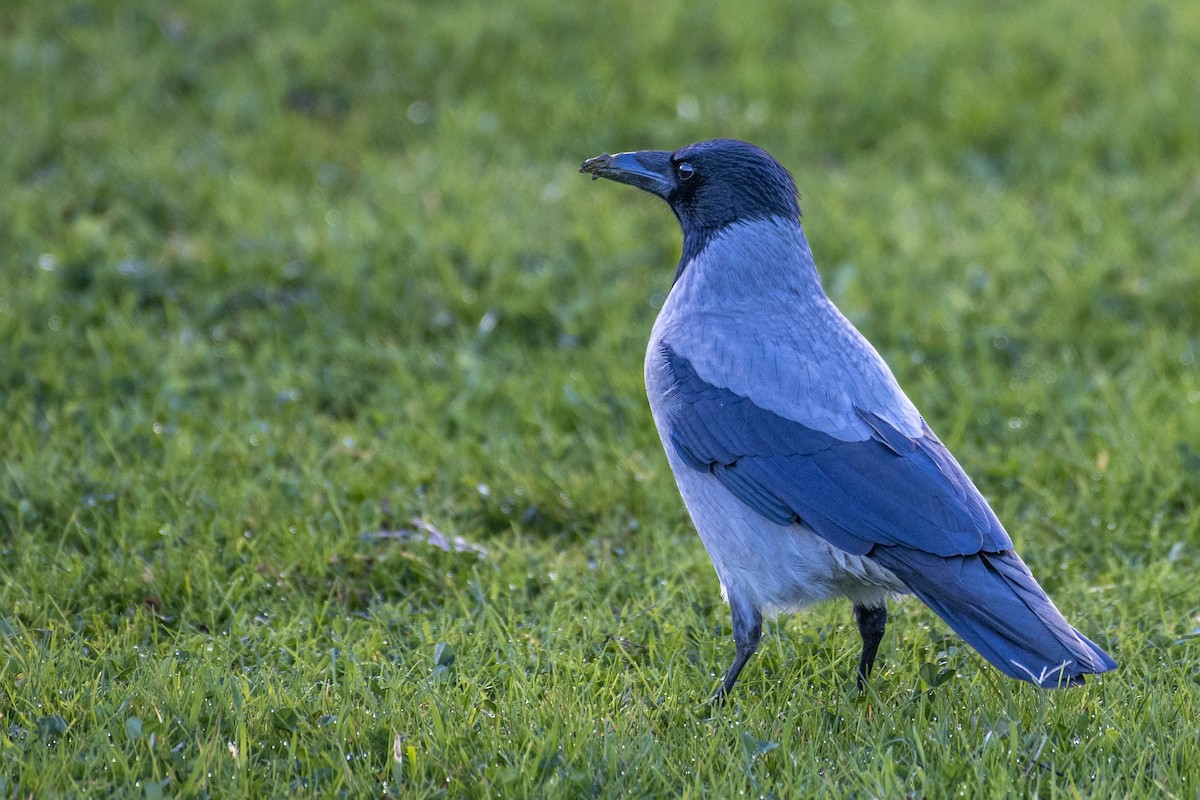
xmin=580 ymin=138 xmax=1116 ymax=702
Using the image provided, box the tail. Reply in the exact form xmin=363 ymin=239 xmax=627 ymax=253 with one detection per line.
xmin=870 ymin=546 xmax=1117 ymax=687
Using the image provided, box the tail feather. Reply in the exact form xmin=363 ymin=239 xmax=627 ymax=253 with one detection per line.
xmin=870 ymin=546 xmax=1116 ymax=687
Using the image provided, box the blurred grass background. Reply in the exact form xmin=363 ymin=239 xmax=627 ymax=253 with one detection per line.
xmin=1 ymin=0 xmax=1198 ymax=796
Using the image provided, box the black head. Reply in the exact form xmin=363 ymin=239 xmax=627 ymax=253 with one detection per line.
xmin=581 ymin=139 xmax=801 ymax=257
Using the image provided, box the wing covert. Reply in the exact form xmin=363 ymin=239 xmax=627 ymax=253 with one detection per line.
xmin=661 ymin=345 xmax=1013 ymax=557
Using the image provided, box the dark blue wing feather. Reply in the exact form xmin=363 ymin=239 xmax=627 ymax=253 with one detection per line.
xmin=869 ymin=546 xmax=1117 ymax=684
xmin=662 ymin=345 xmax=1012 ymax=557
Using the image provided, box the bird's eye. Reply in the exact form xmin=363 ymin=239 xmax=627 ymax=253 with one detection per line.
xmin=676 ymin=161 xmax=697 ymax=182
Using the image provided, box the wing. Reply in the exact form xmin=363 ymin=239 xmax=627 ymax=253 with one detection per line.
xmin=661 ymin=344 xmax=1013 ymax=557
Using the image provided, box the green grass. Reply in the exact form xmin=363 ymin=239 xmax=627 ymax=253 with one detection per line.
xmin=2 ymin=0 xmax=1199 ymax=796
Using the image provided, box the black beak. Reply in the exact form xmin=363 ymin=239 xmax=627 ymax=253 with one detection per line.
xmin=580 ymin=150 xmax=674 ymax=199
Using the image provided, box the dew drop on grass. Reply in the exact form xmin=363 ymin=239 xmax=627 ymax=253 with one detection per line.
xmin=542 ymin=180 xmax=564 ymax=203
xmin=407 ymin=101 xmax=431 ymax=124
xmin=676 ymin=95 xmax=699 ymax=121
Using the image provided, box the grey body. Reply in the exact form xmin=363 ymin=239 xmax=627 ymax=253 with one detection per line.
xmin=645 ymin=217 xmax=908 ymax=614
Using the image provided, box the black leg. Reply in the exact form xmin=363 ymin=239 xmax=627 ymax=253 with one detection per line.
xmin=853 ymin=602 xmax=887 ymax=690
xmin=711 ymin=593 xmax=762 ymax=705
